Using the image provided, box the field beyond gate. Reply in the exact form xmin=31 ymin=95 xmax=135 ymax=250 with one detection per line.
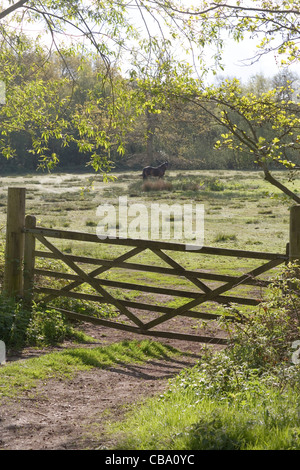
xmin=3 ymin=171 xmax=298 ymax=346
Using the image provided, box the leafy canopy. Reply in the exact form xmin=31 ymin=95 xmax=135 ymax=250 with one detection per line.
xmin=0 ymin=0 xmax=300 ymax=199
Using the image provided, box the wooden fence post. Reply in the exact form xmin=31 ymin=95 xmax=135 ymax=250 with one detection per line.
xmin=23 ymin=215 xmax=36 ymax=308
xmin=3 ymin=188 xmax=26 ymax=298
xmin=289 ymin=205 xmax=300 ymax=266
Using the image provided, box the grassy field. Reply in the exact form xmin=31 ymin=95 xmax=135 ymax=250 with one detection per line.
xmin=0 ymin=169 xmax=298 ymax=322
xmin=0 ymin=169 xmax=296 ymax=251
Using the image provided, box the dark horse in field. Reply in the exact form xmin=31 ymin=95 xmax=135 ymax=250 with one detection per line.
xmin=142 ymin=161 xmax=169 ymax=180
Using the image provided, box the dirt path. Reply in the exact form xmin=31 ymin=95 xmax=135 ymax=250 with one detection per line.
xmin=0 ymin=322 xmax=225 ymax=450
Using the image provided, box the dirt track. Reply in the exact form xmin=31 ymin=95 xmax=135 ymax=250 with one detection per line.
xmin=0 ymin=322 xmax=225 ymax=450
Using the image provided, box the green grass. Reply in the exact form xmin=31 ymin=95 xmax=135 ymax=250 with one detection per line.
xmin=108 ymin=345 xmax=300 ymax=450
xmin=213 ymin=232 xmax=237 ymax=243
xmin=106 ymin=268 xmax=300 ymax=450
xmin=109 ymin=383 xmax=300 ymax=450
xmin=0 ymin=169 xmax=297 ymax=254
xmin=0 ymin=340 xmax=180 ymax=399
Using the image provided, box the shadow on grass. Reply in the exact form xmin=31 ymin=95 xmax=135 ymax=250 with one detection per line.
xmin=59 ymin=340 xmax=182 ymax=370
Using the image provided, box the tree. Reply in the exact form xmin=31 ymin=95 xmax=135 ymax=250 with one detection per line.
xmin=128 ymin=0 xmax=300 ymax=202
xmin=209 ymin=78 xmax=300 ymax=203
xmin=0 ymin=1 xmax=144 ymax=170
xmin=1 ymin=0 xmax=300 ymax=197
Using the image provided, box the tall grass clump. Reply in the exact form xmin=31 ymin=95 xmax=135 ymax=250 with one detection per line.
xmin=142 ymin=180 xmax=173 ymax=192
xmin=109 ymin=264 xmax=300 ymax=450
xmin=214 ymin=232 xmax=237 ymax=243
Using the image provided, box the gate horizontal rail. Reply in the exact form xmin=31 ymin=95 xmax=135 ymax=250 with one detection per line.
xmin=34 ymin=287 xmax=225 ymax=320
xmin=33 ymin=251 xmax=272 ymax=287
xmin=25 ymin=226 xmax=287 ymax=260
xmin=34 ymin=273 xmax=261 ymax=306
xmin=51 ymin=307 xmax=229 ymax=345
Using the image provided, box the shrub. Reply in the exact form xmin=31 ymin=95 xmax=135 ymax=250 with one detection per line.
xmin=0 ymin=297 xmax=31 ymax=349
xmin=223 ymin=263 xmax=300 ymax=371
xmin=110 ymin=264 xmax=300 ymax=450
xmin=206 ymin=177 xmax=225 ymax=191
xmin=26 ymin=308 xmax=70 ymax=346
xmin=85 ymin=220 xmax=97 ymax=227
xmin=0 ymin=297 xmax=73 ymax=349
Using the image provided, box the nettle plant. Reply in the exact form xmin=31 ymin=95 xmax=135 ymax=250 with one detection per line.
xmin=223 ymin=264 xmax=300 ymax=371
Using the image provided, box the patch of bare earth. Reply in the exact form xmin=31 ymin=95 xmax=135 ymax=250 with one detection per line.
xmin=0 ymin=320 xmax=226 ymax=450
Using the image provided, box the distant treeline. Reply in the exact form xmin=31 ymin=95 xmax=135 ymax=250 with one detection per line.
xmin=1 ymin=48 xmax=299 ymax=174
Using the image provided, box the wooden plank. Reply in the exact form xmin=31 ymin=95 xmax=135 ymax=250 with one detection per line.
xmin=3 ymin=187 xmax=26 ymax=298
xmin=35 ymin=287 xmax=223 ymax=319
xmin=34 ymin=270 xmax=260 ymax=306
xmin=35 ymin=233 xmax=145 ymax=328
xmin=290 ymin=205 xmax=300 ymax=264
xmin=34 ymin=269 xmax=204 ymax=297
xmin=52 ymin=307 xmax=229 ymax=344
xmin=23 ymin=215 xmax=37 ymax=307
xmin=35 ymin=286 xmax=253 ymax=320
xmin=143 ymin=257 xmax=285 ymax=330
xmin=26 ymin=226 xmax=288 ymax=259
xmin=34 ymin=251 xmax=273 ymax=287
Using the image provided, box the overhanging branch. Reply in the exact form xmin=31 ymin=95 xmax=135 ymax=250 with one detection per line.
xmin=258 ymin=161 xmax=300 ymax=204
xmin=0 ymin=0 xmax=28 ymax=20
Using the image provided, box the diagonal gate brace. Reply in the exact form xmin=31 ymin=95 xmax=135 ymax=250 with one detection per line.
xmin=40 ymin=245 xmax=145 ymax=304
xmin=143 ymin=257 xmax=284 ymax=330
xmin=151 ymin=248 xmax=212 ymax=294
xmin=35 ymin=234 xmax=145 ymax=329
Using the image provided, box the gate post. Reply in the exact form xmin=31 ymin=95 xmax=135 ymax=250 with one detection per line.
xmin=289 ymin=205 xmax=300 ymax=267
xmin=23 ymin=215 xmax=36 ymax=308
xmin=3 ymin=187 xmax=26 ymax=298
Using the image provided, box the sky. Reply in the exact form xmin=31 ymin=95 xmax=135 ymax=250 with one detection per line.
xmin=217 ymin=37 xmax=300 ymax=82
xmin=124 ymin=3 xmax=300 ymax=83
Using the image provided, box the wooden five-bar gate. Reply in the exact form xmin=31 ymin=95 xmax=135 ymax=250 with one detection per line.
xmin=3 ymin=188 xmax=300 ymax=345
